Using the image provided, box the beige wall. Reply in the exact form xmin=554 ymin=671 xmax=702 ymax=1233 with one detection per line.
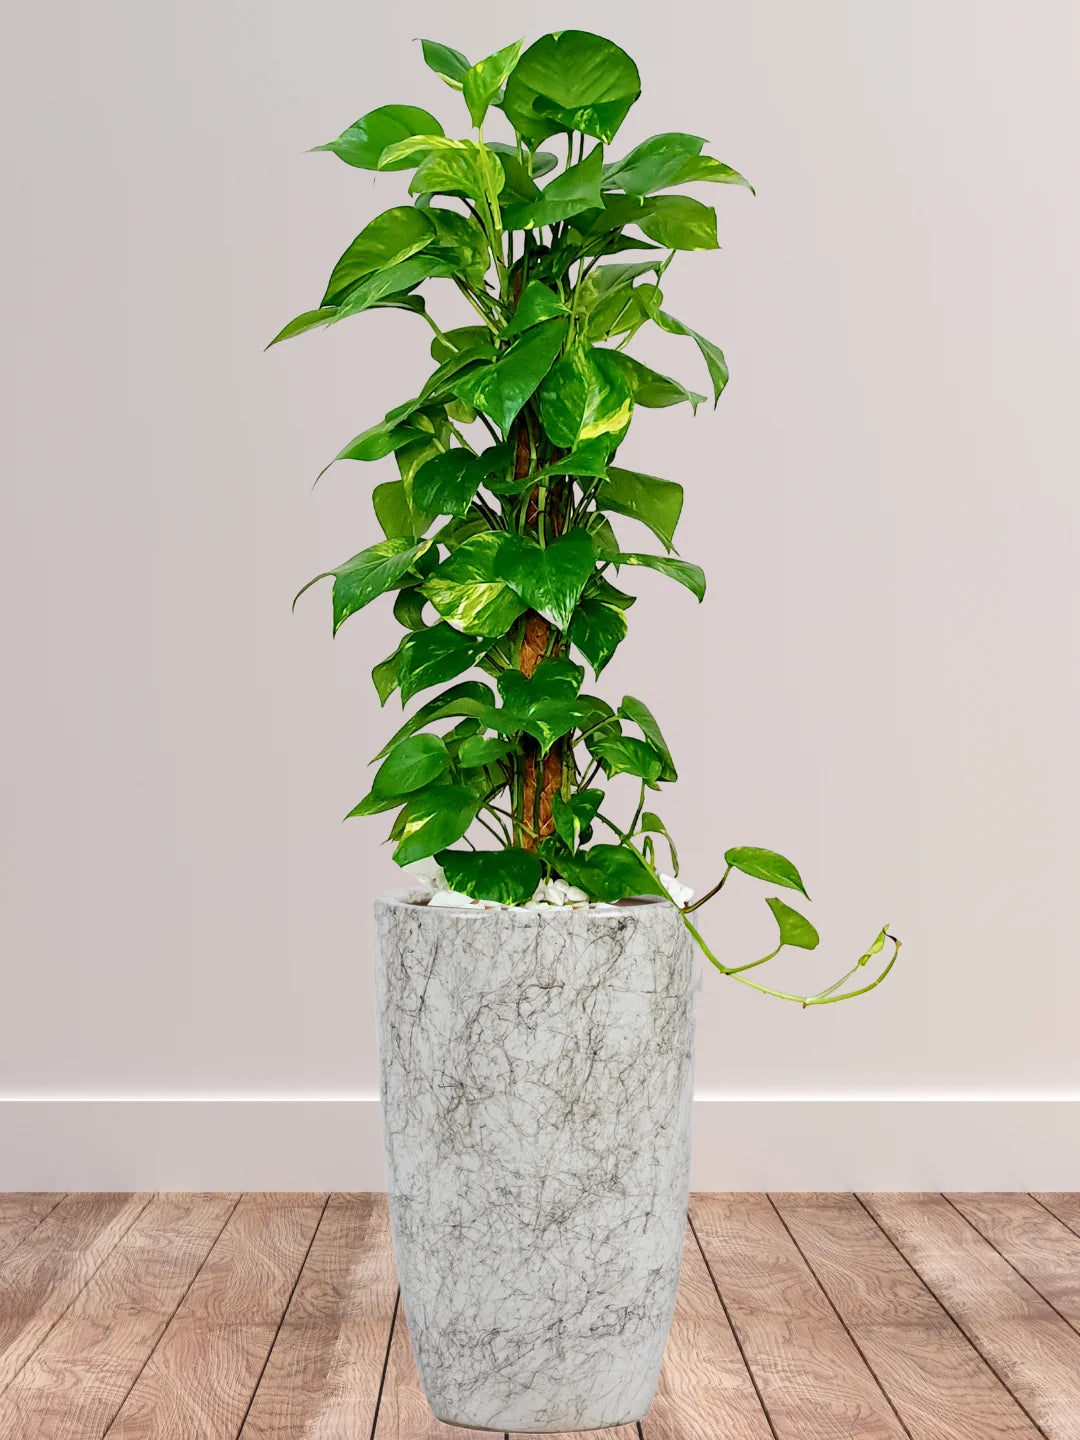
xmin=3 ymin=0 xmax=1078 ymax=1113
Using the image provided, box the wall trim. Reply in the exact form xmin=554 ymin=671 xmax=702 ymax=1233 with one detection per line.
xmin=1 ymin=1098 xmax=1077 ymax=1191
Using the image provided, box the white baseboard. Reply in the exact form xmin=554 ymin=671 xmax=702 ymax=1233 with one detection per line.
xmin=1 ymin=1098 xmax=1077 ymax=1191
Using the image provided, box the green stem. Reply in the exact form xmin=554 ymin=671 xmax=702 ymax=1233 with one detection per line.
xmin=683 ymin=864 xmax=731 ymax=913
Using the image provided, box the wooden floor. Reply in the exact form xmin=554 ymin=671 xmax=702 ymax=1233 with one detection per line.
xmin=1 ymin=1194 xmax=1079 ymax=1438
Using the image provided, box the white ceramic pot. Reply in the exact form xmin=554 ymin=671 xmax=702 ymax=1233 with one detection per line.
xmin=374 ymin=889 xmax=697 ymax=1433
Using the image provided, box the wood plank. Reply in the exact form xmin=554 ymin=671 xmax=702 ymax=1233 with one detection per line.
xmin=772 ymin=1192 xmax=1039 ymax=1440
xmin=105 ymin=1192 xmax=327 ymax=1440
xmin=240 ymin=1193 xmax=397 ymax=1439
xmin=1031 ymin=1193 xmax=1080 ymax=1240
xmin=0 ymin=1192 xmax=152 ymax=1393
xmin=642 ymin=1222 xmax=772 ymax=1440
xmin=0 ymin=1194 xmax=64 ymax=1262
xmin=376 ymin=1309 xmax=491 ymax=1439
xmin=862 ymin=1191 xmax=1080 ymax=1440
xmin=946 ymin=1192 xmax=1080 ymax=1333
xmin=0 ymin=1193 xmax=238 ymax=1439
xmin=690 ymin=1193 xmax=905 ymax=1439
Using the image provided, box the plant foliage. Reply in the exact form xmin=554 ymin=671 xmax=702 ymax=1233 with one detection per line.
xmin=275 ymin=30 xmax=900 ymax=1006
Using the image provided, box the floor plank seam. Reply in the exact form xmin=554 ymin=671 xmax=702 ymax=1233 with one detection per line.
xmin=685 ymin=1208 xmax=780 ymax=1440
xmin=368 ymin=1287 xmax=400 ymax=1440
xmin=1028 ymin=1192 xmax=1080 ymax=1243
xmin=234 ymin=1192 xmax=332 ymax=1440
xmin=0 ymin=1194 xmax=67 ymax=1264
xmin=104 ymin=1191 xmax=244 ymax=1440
xmin=0 ymin=1192 xmax=156 ymax=1404
xmin=852 ymin=1194 xmax=1054 ymax=1440
xmin=765 ymin=1194 xmax=916 ymax=1440
xmin=940 ymin=1192 xmax=1080 ymax=1343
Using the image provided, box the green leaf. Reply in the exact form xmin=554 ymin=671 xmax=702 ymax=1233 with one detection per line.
xmin=398 ymin=625 xmax=493 ymax=704
xmin=393 ymin=784 xmax=480 ymax=865
xmin=552 ymin=788 xmax=603 ymax=851
xmin=421 ymin=39 xmax=471 ymax=89
xmin=568 ymin=593 xmax=628 ymax=675
xmin=421 ymin=532 xmax=528 ymax=636
xmin=463 ymin=38 xmax=524 ymax=128
xmin=314 ymin=105 xmax=444 ymax=170
xmin=557 ymin=844 xmax=665 ymax=902
xmin=518 ymin=697 xmax=597 ymax=754
xmin=372 ymin=479 xmax=435 ymax=541
xmin=603 ymin=132 xmax=754 ymax=196
xmin=456 ymin=734 xmax=515 ymax=768
xmin=501 ymin=143 xmax=605 ymax=230
xmin=392 ymin=589 xmax=428 ymax=630
xmin=725 ymin=846 xmax=811 ymax=900
xmin=327 ymin=418 xmax=422 ymax=477
xmin=372 ymin=650 xmax=403 ymax=705
xmin=425 ymin=208 xmax=491 ymax=284
xmin=400 ymin=141 xmax=505 ymax=206
xmin=502 ymin=280 xmax=569 ymax=339
xmin=532 ymin=435 xmax=613 ymax=481
xmin=589 ymin=734 xmax=664 ymax=784
xmin=266 ymin=307 xmax=336 ymax=348
xmin=638 ymin=811 xmax=679 ymax=874
xmin=431 ymin=325 xmax=492 ymax=363
xmin=334 ymin=255 xmax=455 ymax=322
xmin=412 ymin=449 xmax=478 ymax=518
xmin=638 ymin=195 xmax=719 ymax=250
xmin=345 ymin=789 xmax=404 ymax=818
xmin=499 ymin=529 xmax=596 ymax=631
xmin=320 ymin=208 xmax=435 ymax=306
xmin=618 ymin=696 xmax=677 ymax=782
xmin=500 ymin=31 xmax=641 ymax=145
xmin=372 ymin=734 xmax=451 ymax=798
xmin=539 ymin=344 xmax=634 ymax=448
xmin=613 ymin=552 xmax=706 ymax=601
xmin=294 ymin=538 xmax=431 ymax=634
xmin=597 ymin=469 xmax=684 ymax=552
xmin=374 ymin=680 xmax=495 ymax=759
xmin=583 ymin=282 xmax=660 ymax=343
xmin=580 ymin=260 xmax=661 ymax=304
xmin=499 ymin=656 xmax=584 ymax=707
xmin=650 ymin=309 xmax=729 ymax=405
xmin=765 ymin=896 xmax=820 ymax=950
xmin=450 ymin=318 xmax=567 ymax=432
xmin=437 ymin=847 xmax=541 ymax=905
xmin=608 ymin=352 xmax=704 ymax=411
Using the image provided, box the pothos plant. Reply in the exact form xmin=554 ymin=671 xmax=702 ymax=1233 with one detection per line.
xmin=275 ymin=30 xmax=901 ymax=1006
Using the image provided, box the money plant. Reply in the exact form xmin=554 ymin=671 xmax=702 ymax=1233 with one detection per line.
xmin=275 ymin=30 xmax=901 ymax=1005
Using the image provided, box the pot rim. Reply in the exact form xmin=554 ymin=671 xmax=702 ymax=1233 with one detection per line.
xmin=376 ymin=887 xmax=674 ymax=917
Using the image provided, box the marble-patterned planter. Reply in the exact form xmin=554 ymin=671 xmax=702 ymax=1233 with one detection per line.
xmin=374 ymin=889 xmax=697 ymax=1433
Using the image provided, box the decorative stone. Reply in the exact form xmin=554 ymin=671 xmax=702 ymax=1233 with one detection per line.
xmin=374 ymin=889 xmax=697 ymax=1433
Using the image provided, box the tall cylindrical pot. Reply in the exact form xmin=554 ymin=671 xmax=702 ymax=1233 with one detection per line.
xmin=374 ymin=890 xmax=697 ymax=1433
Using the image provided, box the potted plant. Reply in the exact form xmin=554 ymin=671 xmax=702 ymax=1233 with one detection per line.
xmin=273 ymin=29 xmax=901 ymax=1433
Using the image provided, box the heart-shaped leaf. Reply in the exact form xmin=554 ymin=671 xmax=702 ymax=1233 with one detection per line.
xmin=557 ymin=843 xmax=665 ymax=902
xmin=451 ymin=319 xmax=567 ymax=431
xmin=314 ymin=105 xmax=444 ymax=170
xmin=614 ymin=552 xmax=705 ymax=602
xmin=463 ymin=39 xmax=524 ymax=128
xmin=438 ymin=847 xmax=541 ymax=905
xmin=372 ymin=734 xmax=451 ymax=798
xmin=539 ymin=345 xmax=634 ymax=449
xmin=321 ymin=208 xmax=436 ymax=306
xmin=499 ymin=530 xmax=597 ymax=631
xmin=412 ymin=449 xmax=478 ymax=518
xmin=725 ymin=846 xmax=810 ymax=899
xmin=397 ymin=625 xmax=494 ymax=704
xmin=393 ymin=784 xmax=480 ymax=865
xmin=421 ymin=533 xmax=528 ymax=638
xmin=421 ymin=39 xmax=470 ymax=89
xmin=500 ymin=31 xmax=641 ymax=144
xmin=597 ymin=469 xmax=684 ymax=551
xmin=766 ymin=896 xmax=820 ymax=950
xmin=638 ymin=195 xmax=719 ymax=251
xmin=294 ymin=539 xmax=431 ymax=634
